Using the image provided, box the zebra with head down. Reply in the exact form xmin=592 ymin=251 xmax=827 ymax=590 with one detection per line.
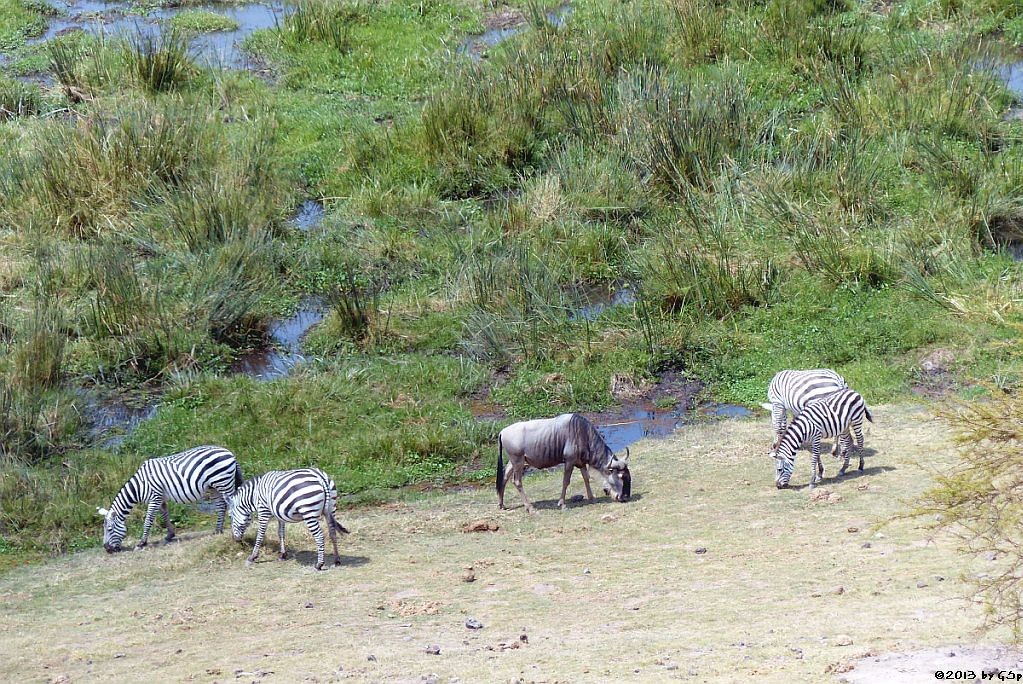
xmin=229 ymin=468 xmax=349 ymax=571
xmin=97 ymin=445 xmax=243 ymax=553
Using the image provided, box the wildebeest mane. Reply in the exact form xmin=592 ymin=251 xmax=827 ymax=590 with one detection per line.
xmin=567 ymin=413 xmax=613 ymax=466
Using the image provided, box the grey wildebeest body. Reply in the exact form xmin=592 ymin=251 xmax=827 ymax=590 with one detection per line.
xmin=497 ymin=413 xmax=631 ymax=513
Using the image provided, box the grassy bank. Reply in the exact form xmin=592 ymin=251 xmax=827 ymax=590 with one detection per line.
xmin=1 ymin=0 xmax=1022 ymax=564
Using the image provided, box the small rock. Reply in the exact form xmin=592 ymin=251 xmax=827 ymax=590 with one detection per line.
xmin=666 ymin=664 xmax=679 ymax=670
xmin=694 ymin=547 xmax=707 ymax=554
xmin=465 ymin=618 xmax=484 ymax=630
xmin=304 ymin=602 xmax=314 ymax=609
xmin=601 ymin=513 xmax=615 ymax=523
xmin=462 ymin=570 xmax=476 ymax=583
xmin=583 ymin=568 xmax=591 ymax=575
xmin=114 ymin=654 xmax=125 ymax=659
xmin=861 ymin=542 xmax=872 ymax=549
xmin=984 ymin=551 xmax=998 ymax=561
xmin=916 ymin=581 xmax=928 ymax=588
xmin=847 ymin=526 xmax=859 ymax=533
xmin=935 ymin=575 xmax=945 ymax=582
xmin=856 ymin=484 xmax=869 ymax=491
xmin=874 ymin=533 xmax=885 ymax=539
xmin=420 ymin=675 xmax=439 ymax=684
xmin=425 ymin=645 xmax=441 ymax=655
xmin=519 ymin=633 xmax=528 ymax=643
xmin=791 ymin=647 xmax=804 ymax=659
xmin=462 ymin=520 xmax=499 ymax=533
xmin=834 ymin=635 xmax=853 ymax=647
xmin=367 ymin=655 xmax=377 ymax=662
xmin=948 ymin=651 xmax=956 ymax=657
xmin=833 ymin=586 xmax=845 ymax=595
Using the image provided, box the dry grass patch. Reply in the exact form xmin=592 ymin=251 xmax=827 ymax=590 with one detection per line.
xmin=0 ymin=405 xmax=1011 ymax=682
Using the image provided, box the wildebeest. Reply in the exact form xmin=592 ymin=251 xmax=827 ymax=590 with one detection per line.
xmin=497 ymin=413 xmax=631 ymax=513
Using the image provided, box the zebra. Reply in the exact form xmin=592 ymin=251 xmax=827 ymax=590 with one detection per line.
xmin=229 ymin=468 xmax=350 ymax=571
xmin=761 ymin=369 xmax=849 ymax=452
xmin=771 ymin=388 xmax=874 ymax=489
xmin=96 ymin=445 xmax=243 ymax=553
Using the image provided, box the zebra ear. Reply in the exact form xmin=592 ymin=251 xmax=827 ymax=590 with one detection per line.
xmin=96 ymin=507 xmax=109 ymax=517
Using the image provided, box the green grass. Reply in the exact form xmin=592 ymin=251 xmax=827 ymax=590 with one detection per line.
xmin=3 ymin=0 xmax=1023 ymax=566
xmin=167 ymin=10 xmax=240 ymax=35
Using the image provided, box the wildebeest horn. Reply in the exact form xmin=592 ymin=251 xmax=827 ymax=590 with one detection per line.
xmin=624 ymin=448 xmax=630 ymax=462
xmin=96 ymin=507 xmax=109 ymax=516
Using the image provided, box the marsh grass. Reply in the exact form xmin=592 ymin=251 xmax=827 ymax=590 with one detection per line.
xmin=124 ymin=28 xmax=193 ymax=93
xmin=275 ymin=0 xmax=362 ymax=53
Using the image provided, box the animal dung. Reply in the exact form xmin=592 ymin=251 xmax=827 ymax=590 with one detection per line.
xmin=465 ymin=618 xmax=484 ymax=630
xmin=462 ymin=519 xmax=500 ymax=533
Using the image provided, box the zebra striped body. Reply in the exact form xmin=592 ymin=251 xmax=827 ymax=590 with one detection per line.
xmin=101 ymin=445 xmax=242 ymax=553
xmin=771 ymin=388 xmax=873 ymax=489
xmin=763 ymin=369 xmax=849 ymax=451
xmin=229 ymin=468 xmax=349 ymax=570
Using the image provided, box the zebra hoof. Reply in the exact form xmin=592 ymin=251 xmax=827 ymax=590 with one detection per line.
xmin=315 ymin=563 xmax=324 ymax=571
xmin=279 ymin=552 xmax=288 ymax=560
xmin=245 ymin=559 xmax=255 ymax=568
xmin=135 ymin=542 xmax=148 ymax=550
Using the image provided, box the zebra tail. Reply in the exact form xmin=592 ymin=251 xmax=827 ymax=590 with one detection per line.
xmin=865 ymin=406 xmax=874 ymax=423
xmin=496 ymin=434 xmax=504 ymax=493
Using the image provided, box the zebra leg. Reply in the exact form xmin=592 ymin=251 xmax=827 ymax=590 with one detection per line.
xmin=305 ymin=517 xmax=326 ymax=570
xmin=278 ymin=520 xmax=287 ymax=560
xmin=247 ymin=511 xmax=272 ymax=566
xmin=512 ymin=461 xmax=534 ymax=514
xmin=771 ymin=404 xmax=786 ymax=448
xmin=837 ymin=433 xmax=853 ymax=476
xmin=579 ymin=465 xmax=595 ymax=501
xmin=139 ymin=498 xmax=162 ymax=549
xmin=810 ymin=436 xmax=823 ymax=488
xmin=327 ymin=515 xmax=341 ymax=567
xmin=852 ymin=420 xmax=866 ymax=471
xmin=558 ymin=466 xmax=574 ymax=509
xmin=160 ymin=501 xmax=176 ymax=543
xmin=215 ymin=495 xmax=227 ymax=535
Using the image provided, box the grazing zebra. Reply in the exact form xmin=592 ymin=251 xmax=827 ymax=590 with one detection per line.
xmin=229 ymin=468 xmax=349 ymax=570
xmin=97 ymin=445 xmax=242 ymax=553
xmin=761 ymin=369 xmax=849 ymax=452
xmin=771 ymin=388 xmax=874 ymax=489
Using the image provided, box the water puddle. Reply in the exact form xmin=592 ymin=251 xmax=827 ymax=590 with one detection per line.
xmin=457 ymin=3 xmax=571 ymax=60
xmin=79 ymin=389 xmax=159 ymax=448
xmin=291 ymin=200 xmax=325 ymax=232
xmin=571 ymin=283 xmax=636 ymax=321
xmin=592 ymin=402 xmax=752 ymax=453
xmin=4 ymin=0 xmax=285 ymax=70
xmin=231 ymin=297 xmax=326 ymax=380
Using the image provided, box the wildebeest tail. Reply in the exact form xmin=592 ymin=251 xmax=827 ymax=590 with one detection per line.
xmin=865 ymin=405 xmax=874 ymax=423
xmin=234 ymin=461 xmax=243 ymax=488
xmin=496 ymin=434 xmax=504 ymax=493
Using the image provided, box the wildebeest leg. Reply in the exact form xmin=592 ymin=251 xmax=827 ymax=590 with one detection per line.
xmin=247 ymin=511 xmax=272 ymax=566
xmin=498 ymin=461 xmax=515 ymax=510
xmin=305 ymin=517 xmax=326 ymax=570
xmin=579 ymin=465 xmax=594 ymax=501
xmin=558 ymin=466 xmax=574 ymax=509
xmin=277 ymin=520 xmax=287 ymax=560
xmin=512 ymin=460 xmax=534 ymax=514
xmin=160 ymin=501 xmax=176 ymax=542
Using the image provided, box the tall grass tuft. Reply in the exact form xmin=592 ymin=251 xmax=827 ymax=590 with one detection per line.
xmin=276 ymin=0 xmax=362 ymax=53
xmin=0 ymin=78 xmax=44 ymax=120
xmin=124 ymin=29 xmax=193 ymax=93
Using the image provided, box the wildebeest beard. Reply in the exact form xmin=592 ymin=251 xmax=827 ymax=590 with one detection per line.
xmin=620 ymin=467 xmax=632 ymax=500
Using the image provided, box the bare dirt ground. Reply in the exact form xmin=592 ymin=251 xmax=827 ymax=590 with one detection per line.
xmin=1 ymin=405 xmax=1016 ymax=683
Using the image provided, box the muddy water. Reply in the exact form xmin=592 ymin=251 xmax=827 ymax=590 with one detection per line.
xmin=81 ymin=390 xmax=159 ymax=448
xmin=457 ymin=2 xmax=572 ymax=60
xmin=6 ymin=0 xmax=285 ymax=69
xmin=571 ymin=283 xmax=636 ymax=321
xmin=292 ymin=200 xmax=325 ymax=232
xmin=593 ymin=402 xmax=752 ymax=453
xmin=231 ymin=297 xmax=326 ymax=380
